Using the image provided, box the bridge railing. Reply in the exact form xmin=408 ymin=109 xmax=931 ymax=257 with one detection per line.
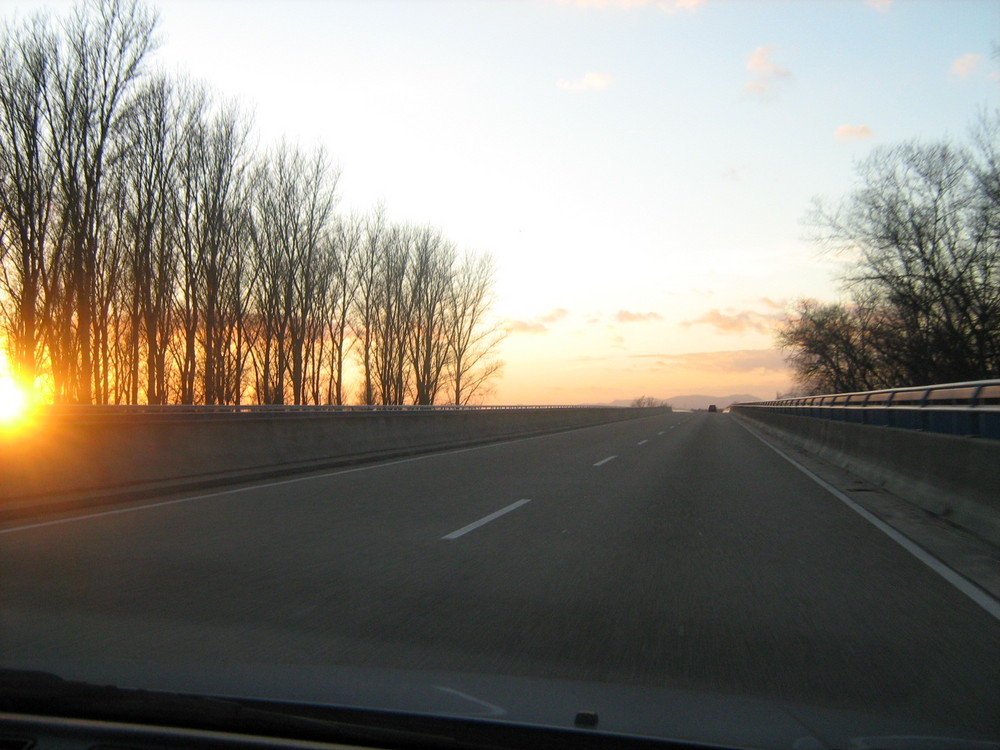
xmin=733 ymin=379 xmax=1000 ymax=440
xmin=32 ymin=403 xmax=650 ymax=421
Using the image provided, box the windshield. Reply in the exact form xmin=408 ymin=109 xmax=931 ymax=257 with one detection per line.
xmin=1 ymin=0 xmax=998 ymax=748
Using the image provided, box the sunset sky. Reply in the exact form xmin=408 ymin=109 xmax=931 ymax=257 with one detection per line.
xmin=7 ymin=0 xmax=999 ymax=404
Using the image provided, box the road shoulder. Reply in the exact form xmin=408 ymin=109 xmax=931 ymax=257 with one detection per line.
xmin=732 ymin=414 xmax=1000 ymax=608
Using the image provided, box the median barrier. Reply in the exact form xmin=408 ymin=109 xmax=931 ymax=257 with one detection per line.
xmin=0 ymin=406 xmax=670 ymax=517
xmin=732 ymin=407 xmax=1000 ymax=547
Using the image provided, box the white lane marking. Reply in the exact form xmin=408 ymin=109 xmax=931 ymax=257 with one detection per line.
xmin=441 ymin=499 xmax=532 ymax=540
xmin=0 ymin=427 xmax=588 ymax=536
xmin=0 ymin=494 xmax=227 ymax=535
xmin=593 ymin=455 xmax=617 ymax=467
xmin=658 ymin=431 xmax=665 ymax=435
xmin=736 ymin=418 xmax=1000 ymax=622
xmin=434 ymin=687 xmax=506 ymax=717
xmin=637 ymin=439 xmax=648 ymax=446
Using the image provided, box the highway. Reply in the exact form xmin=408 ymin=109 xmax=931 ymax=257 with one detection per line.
xmin=1 ymin=411 xmax=998 ymax=736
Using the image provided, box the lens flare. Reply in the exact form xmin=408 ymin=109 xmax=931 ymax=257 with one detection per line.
xmin=0 ymin=376 xmax=29 ymax=424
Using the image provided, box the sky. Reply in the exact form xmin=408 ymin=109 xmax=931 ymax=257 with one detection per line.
xmin=5 ymin=0 xmax=999 ymax=404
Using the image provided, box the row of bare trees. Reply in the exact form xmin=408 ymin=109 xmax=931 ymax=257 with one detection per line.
xmin=0 ymin=0 xmax=503 ymax=405
xmin=778 ymin=113 xmax=1000 ymax=394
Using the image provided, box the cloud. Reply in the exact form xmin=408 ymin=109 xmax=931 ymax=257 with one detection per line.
xmin=557 ymin=72 xmax=613 ymax=91
xmin=723 ymin=165 xmax=748 ymax=182
xmin=506 ymin=320 xmax=547 ymax=335
xmin=747 ymin=46 xmax=790 ymax=77
xmin=614 ymin=310 xmax=663 ymax=323
xmin=548 ymin=0 xmax=706 ymax=10
xmin=539 ymin=308 xmax=570 ymax=324
xmin=682 ymin=306 xmax=784 ymax=334
xmin=835 ymin=124 xmax=874 ymax=141
xmin=745 ymin=46 xmax=790 ymax=95
xmin=950 ymin=53 xmax=982 ymax=79
xmin=506 ymin=308 xmax=571 ymax=335
xmin=865 ymin=0 xmax=893 ymax=11
xmin=631 ymin=348 xmax=788 ymax=374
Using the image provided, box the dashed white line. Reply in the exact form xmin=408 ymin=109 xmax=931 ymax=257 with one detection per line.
xmin=593 ymin=455 xmax=618 ymax=467
xmin=658 ymin=431 xmax=665 ymax=435
xmin=441 ymin=499 xmax=532 ymax=540
xmin=434 ymin=687 xmax=506 ymax=716
xmin=637 ymin=440 xmax=648 ymax=445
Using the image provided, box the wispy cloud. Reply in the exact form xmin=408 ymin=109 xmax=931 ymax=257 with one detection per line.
xmin=682 ymin=304 xmax=784 ymax=334
xmin=614 ymin=310 xmax=663 ymax=323
xmin=865 ymin=0 xmax=893 ymax=12
xmin=950 ymin=53 xmax=982 ymax=79
xmin=745 ymin=45 xmax=791 ymax=95
xmin=747 ymin=46 xmax=788 ymax=77
xmin=506 ymin=308 xmax=571 ymax=335
xmin=557 ymin=72 xmax=613 ymax=91
xmin=835 ymin=124 xmax=874 ymax=141
xmin=539 ymin=308 xmax=570 ymax=324
xmin=506 ymin=320 xmax=547 ymax=335
xmin=632 ymin=348 xmax=788 ymax=373
xmin=548 ymin=0 xmax=706 ymax=11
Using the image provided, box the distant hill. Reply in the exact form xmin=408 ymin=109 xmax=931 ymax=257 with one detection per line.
xmin=608 ymin=394 xmax=763 ymax=410
xmin=666 ymin=394 xmax=763 ymax=411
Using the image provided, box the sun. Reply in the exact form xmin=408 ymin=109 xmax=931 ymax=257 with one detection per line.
xmin=0 ymin=376 xmax=29 ymax=424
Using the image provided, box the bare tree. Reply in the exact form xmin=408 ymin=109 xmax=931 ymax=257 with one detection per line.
xmin=351 ymin=206 xmax=388 ymax=405
xmin=443 ymin=251 xmax=504 ymax=405
xmin=0 ymin=0 xmax=507 ymax=407
xmin=776 ymin=298 xmax=885 ymax=394
xmin=117 ymin=75 xmax=183 ymax=403
xmin=406 ymin=225 xmax=454 ymax=405
xmin=323 ymin=213 xmax=361 ymax=405
xmin=0 ymin=12 xmax=60 ymax=389
xmin=788 ymin=117 xmax=1000 ymax=392
xmin=173 ymin=93 xmax=251 ymax=404
xmin=248 ymin=141 xmax=338 ymax=405
xmin=50 ymin=0 xmax=158 ymax=402
xmin=371 ymin=222 xmax=411 ymax=405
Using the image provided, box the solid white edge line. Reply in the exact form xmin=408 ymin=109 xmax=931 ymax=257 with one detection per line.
xmin=593 ymin=455 xmax=617 ymax=467
xmin=0 ymin=427 xmax=586 ymax=536
xmin=441 ymin=499 xmax=532 ymax=540
xmin=735 ymin=417 xmax=1000 ymax=622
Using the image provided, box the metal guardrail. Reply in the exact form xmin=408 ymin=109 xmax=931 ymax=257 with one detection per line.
xmin=733 ymin=379 xmax=1000 ymax=440
xmin=37 ymin=403 xmax=624 ymax=417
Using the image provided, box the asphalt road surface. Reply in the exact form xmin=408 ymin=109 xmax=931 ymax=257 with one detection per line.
xmin=2 ymin=412 xmax=998 ymax=736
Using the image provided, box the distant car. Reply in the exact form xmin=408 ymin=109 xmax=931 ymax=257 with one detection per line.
xmin=708 ymin=404 xmax=718 ymax=412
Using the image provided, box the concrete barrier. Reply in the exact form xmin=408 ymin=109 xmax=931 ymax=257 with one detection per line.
xmin=0 ymin=406 xmax=669 ymax=517
xmin=732 ymin=407 xmax=1000 ymax=547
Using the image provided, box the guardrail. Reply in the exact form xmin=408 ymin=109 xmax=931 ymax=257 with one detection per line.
xmin=24 ymin=404 xmax=612 ymax=423
xmin=2 ymin=404 xmax=668 ymax=511
xmin=37 ymin=403 xmax=602 ymax=416
xmin=733 ymin=379 xmax=1000 ymax=440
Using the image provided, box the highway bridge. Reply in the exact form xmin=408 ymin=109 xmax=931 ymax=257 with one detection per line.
xmin=1 ymin=397 xmax=999 ymax=738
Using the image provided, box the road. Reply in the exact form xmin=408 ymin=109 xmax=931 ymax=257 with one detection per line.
xmin=1 ymin=412 xmax=998 ymax=736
